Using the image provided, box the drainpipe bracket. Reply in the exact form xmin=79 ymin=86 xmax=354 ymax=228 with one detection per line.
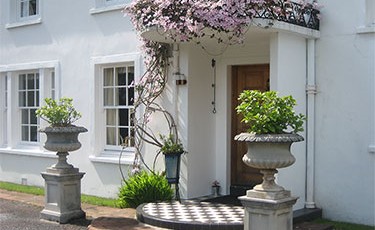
xmin=305 ymin=202 xmax=316 ymax=209
xmin=306 ymin=85 xmax=317 ymax=94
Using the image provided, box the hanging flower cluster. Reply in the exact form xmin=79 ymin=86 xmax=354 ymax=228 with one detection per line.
xmin=125 ymin=0 xmax=321 ymax=44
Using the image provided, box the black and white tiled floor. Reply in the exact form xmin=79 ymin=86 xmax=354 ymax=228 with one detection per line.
xmin=136 ymin=201 xmax=244 ymax=230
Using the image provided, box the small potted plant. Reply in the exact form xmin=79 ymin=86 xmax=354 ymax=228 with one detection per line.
xmin=159 ymin=134 xmax=185 ymax=185
xmin=36 ymin=97 xmax=87 ymax=170
xmin=234 ymin=90 xmax=305 ymax=199
xmin=211 ymin=180 xmax=221 ymax=197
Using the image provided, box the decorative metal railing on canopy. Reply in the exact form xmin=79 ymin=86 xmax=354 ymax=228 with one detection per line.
xmin=254 ymin=0 xmax=320 ymax=30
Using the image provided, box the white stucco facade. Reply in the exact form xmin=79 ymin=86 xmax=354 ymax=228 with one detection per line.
xmin=0 ymin=0 xmax=374 ymax=226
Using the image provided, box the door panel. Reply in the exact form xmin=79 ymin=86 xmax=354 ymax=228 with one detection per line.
xmin=231 ymin=64 xmax=269 ymax=187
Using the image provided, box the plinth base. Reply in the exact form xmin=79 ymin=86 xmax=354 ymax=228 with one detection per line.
xmin=239 ymin=195 xmax=298 ymax=230
xmin=41 ymin=170 xmax=85 ymax=224
xmin=40 ymin=208 xmax=85 ymax=224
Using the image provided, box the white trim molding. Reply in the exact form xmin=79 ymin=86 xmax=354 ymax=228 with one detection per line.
xmin=0 ymin=60 xmax=60 ymax=154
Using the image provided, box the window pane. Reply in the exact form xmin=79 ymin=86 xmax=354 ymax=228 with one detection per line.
xmin=21 ymin=110 xmax=29 ymax=124
xmin=36 ymin=91 xmax=39 ymax=106
xmin=27 ymin=74 xmax=35 ymax=89
xmin=51 ymin=72 xmax=55 ymax=88
xmin=30 ymin=109 xmax=37 ymax=124
xmin=128 ymin=66 xmax=134 ymax=86
xmin=28 ymin=91 xmax=35 ymax=106
xmin=51 ymin=71 xmax=55 ymax=99
xmin=117 ymin=88 xmax=126 ymax=106
xmin=35 ymin=73 xmax=39 ymax=89
xmin=19 ymin=92 xmax=26 ymax=107
xmin=29 ymin=0 xmax=37 ymax=16
xmin=128 ymin=87 xmax=134 ymax=106
xmin=103 ymin=68 xmax=114 ymax=86
xmin=106 ymin=109 xmax=116 ymax=126
xmin=119 ymin=128 xmax=128 ymax=145
xmin=106 ymin=127 xmax=116 ymax=145
xmin=103 ymin=88 xmax=114 ymax=106
xmin=20 ymin=1 xmax=27 ymax=17
xmin=30 ymin=126 xmax=38 ymax=142
xmin=19 ymin=74 xmax=26 ymax=90
xmin=116 ymin=67 xmax=126 ymax=86
xmin=119 ymin=109 xmax=128 ymax=126
xmin=22 ymin=126 xmax=29 ymax=141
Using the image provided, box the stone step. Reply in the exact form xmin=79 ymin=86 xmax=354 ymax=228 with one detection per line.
xmin=294 ymin=222 xmax=334 ymax=230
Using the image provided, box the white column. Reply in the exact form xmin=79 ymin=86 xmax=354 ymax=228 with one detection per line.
xmin=0 ymin=74 xmax=6 ymax=146
xmin=269 ymin=32 xmax=307 ymax=210
xmin=305 ymin=39 xmax=317 ymax=209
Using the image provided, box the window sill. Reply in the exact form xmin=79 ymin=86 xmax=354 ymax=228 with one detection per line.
xmin=6 ymin=17 xmax=42 ymax=29
xmin=89 ymin=149 xmax=134 ymax=165
xmin=0 ymin=147 xmax=56 ymax=159
xmin=356 ymin=25 xmax=375 ymax=34
xmin=89 ymin=4 xmax=126 ymax=15
xmin=369 ymin=145 xmax=375 ymax=154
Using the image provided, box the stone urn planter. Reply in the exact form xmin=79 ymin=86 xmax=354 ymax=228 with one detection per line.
xmin=40 ymin=125 xmax=88 ymax=223
xmin=234 ymin=90 xmax=306 ymax=230
xmin=235 ymin=133 xmax=304 ymax=200
xmin=41 ymin=126 xmax=88 ymax=173
xmin=36 ymin=97 xmax=87 ymax=223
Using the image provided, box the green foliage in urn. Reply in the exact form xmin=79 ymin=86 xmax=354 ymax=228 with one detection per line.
xmin=160 ymin=134 xmax=184 ymax=155
xmin=117 ymin=171 xmax=173 ymax=208
xmin=36 ymin=97 xmax=82 ymax=127
xmin=236 ymin=90 xmax=305 ymax=134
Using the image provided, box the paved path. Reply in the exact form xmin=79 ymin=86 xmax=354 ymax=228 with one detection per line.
xmin=0 ymin=198 xmax=88 ymax=230
xmin=0 ymin=189 xmax=161 ymax=230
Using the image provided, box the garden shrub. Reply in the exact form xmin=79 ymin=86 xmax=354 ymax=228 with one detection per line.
xmin=117 ymin=171 xmax=173 ymax=208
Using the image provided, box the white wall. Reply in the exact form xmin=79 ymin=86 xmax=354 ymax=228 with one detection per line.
xmin=0 ymin=0 xmax=139 ymax=198
xmin=184 ymin=44 xmax=216 ymax=198
xmin=314 ymin=0 xmax=375 ymax=225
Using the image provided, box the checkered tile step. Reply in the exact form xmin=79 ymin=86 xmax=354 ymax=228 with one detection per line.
xmin=136 ymin=201 xmax=244 ymax=230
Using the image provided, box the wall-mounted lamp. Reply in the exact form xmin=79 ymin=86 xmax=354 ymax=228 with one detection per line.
xmin=175 ymin=72 xmax=187 ymax=85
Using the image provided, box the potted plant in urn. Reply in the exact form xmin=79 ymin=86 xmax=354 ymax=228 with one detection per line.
xmin=235 ymin=90 xmax=305 ymax=200
xmin=36 ymin=97 xmax=87 ymax=172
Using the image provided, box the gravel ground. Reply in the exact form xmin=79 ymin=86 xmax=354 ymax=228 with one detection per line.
xmin=0 ymin=199 xmax=90 ymax=230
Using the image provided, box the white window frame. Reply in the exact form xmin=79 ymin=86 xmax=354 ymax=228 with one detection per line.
xmin=6 ymin=0 xmax=42 ymax=29
xmin=89 ymin=53 xmax=141 ymax=164
xmin=19 ymin=0 xmax=39 ymax=20
xmin=0 ymin=74 xmax=8 ymax=147
xmin=0 ymin=61 xmax=60 ymax=156
xmin=357 ymin=0 xmax=375 ymax=34
xmin=90 ymin=0 xmax=130 ymax=15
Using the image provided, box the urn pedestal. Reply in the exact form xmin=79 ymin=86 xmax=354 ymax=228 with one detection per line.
xmin=235 ymin=133 xmax=303 ymax=230
xmin=40 ymin=126 xmax=87 ymax=224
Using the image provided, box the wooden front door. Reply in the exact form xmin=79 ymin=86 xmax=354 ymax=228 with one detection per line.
xmin=231 ymin=64 xmax=270 ymax=187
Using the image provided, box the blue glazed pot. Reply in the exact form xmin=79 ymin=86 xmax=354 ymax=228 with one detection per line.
xmin=164 ymin=152 xmax=183 ymax=184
